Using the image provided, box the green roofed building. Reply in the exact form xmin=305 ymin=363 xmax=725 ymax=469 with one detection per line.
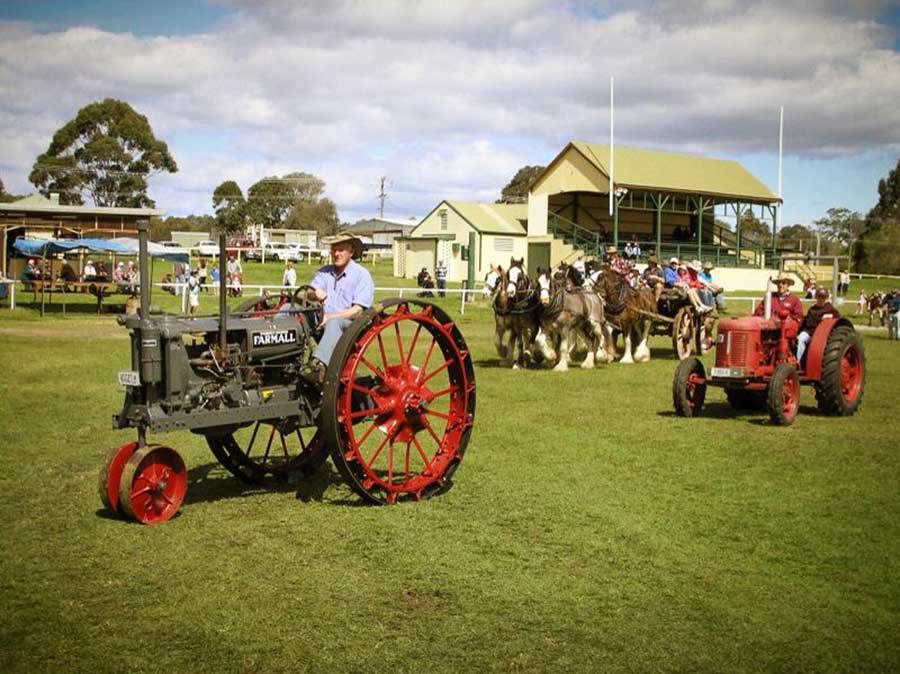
xmin=396 ymin=141 xmax=785 ymax=284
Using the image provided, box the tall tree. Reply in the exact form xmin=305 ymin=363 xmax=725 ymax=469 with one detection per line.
xmin=868 ymin=157 xmax=900 ymax=221
xmin=498 ymin=165 xmax=545 ymax=203
xmin=246 ymin=172 xmax=326 ymax=229
xmin=283 ymin=198 xmax=340 ymax=235
xmin=737 ymin=209 xmax=772 ymax=245
xmin=814 ymin=207 xmax=865 ymax=248
xmin=212 ymin=179 xmax=246 ymax=234
xmin=28 ymin=98 xmax=177 ymax=207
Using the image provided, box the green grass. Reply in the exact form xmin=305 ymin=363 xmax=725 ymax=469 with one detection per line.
xmin=1 ymin=270 xmax=899 ymax=672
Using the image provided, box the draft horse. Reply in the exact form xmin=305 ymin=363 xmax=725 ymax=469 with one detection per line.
xmin=483 ymin=258 xmax=540 ymax=368
xmin=534 ymin=264 xmax=610 ymax=370
xmin=594 ymin=267 xmax=656 ymax=363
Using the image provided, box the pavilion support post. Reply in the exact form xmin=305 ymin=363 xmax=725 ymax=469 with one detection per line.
xmin=696 ymin=196 xmax=705 ymax=261
xmin=1 ymin=226 xmax=6 ymax=280
xmin=612 ymin=193 xmax=619 ymax=249
xmin=735 ymin=202 xmax=743 ymax=265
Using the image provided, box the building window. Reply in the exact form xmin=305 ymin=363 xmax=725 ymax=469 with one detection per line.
xmin=439 ymin=210 xmax=448 ymax=231
xmin=493 ymin=237 xmax=513 ymax=253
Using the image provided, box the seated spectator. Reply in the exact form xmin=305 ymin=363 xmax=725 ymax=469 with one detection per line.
xmin=20 ymin=258 xmax=41 ymax=290
xmin=676 ymin=263 xmax=714 ymax=313
xmin=95 ymin=260 xmax=109 ymax=281
xmin=663 ymin=257 xmax=679 ymax=288
xmin=642 ymin=256 xmax=665 ymax=300
xmin=83 ymin=259 xmax=97 ymax=281
xmin=699 ymin=261 xmax=725 ymax=311
xmin=417 ymin=267 xmax=435 ymax=297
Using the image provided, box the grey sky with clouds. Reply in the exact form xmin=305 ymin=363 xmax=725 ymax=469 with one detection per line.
xmin=1 ymin=0 xmax=898 ymax=225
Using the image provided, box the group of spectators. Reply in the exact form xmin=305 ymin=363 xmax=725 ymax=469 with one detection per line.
xmin=19 ymin=256 xmax=139 ymax=293
xmin=416 ymin=260 xmax=448 ymax=298
xmin=603 ymin=247 xmax=724 ymax=314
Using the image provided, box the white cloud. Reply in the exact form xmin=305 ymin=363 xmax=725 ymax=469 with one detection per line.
xmin=0 ymin=1 xmax=898 ymax=221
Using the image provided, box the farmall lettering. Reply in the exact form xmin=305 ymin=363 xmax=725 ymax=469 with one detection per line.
xmin=252 ymin=329 xmax=298 ymax=348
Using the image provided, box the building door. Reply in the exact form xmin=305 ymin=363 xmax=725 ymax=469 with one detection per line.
xmin=527 ymin=242 xmax=550 ymax=277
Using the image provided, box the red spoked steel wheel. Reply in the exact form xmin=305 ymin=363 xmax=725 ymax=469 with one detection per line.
xmin=118 ymin=445 xmax=188 ymax=525
xmin=322 ymin=299 xmax=476 ymax=504
xmin=98 ymin=441 xmax=138 ymax=513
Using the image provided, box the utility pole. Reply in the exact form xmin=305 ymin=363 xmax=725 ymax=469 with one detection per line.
xmin=378 ymin=177 xmax=387 ymax=219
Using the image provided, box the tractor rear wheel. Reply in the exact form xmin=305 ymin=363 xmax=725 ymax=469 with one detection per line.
xmin=322 ymin=299 xmax=476 ymax=504
xmin=672 ymin=356 xmax=706 ymax=417
xmin=815 ymin=325 xmax=865 ymax=416
xmin=672 ymin=307 xmax=694 ymax=359
xmin=767 ymin=363 xmax=800 ymax=426
xmin=206 ymin=424 xmax=325 ymax=485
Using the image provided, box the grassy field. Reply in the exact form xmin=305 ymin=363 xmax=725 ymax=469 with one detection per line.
xmin=1 ymin=261 xmax=899 ymax=673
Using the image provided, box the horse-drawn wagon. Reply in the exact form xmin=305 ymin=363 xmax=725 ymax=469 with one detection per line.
xmin=99 ymin=223 xmax=476 ymax=524
xmin=647 ymin=287 xmax=717 ymax=360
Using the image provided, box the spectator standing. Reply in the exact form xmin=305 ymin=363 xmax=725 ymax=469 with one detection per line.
xmin=856 ymin=290 xmax=867 ymax=315
xmin=283 ymin=260 xmax=297 ymax=288
xmin=210 ymin=265 xmax=220 ymax=293
xmin=886 ymin=290 xmax=900 ymax=340
xmin=187 ymin=269 xmax=200 ymax=316
xmin=435 ymin=259 xmax=448 ymax=297
xmin=198 ymin=260 xmax=208 ymax=293
xmin=840 ymin=270 xmax=851 ymax=296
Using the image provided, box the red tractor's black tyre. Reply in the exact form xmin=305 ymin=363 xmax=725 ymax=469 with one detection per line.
xmin=725 ymin=388 xmax=767 ymax=411
xmin=767 ymin=363 xmax=800 ymax=426
xmin=672 ymin=307 xmax=694 ymax=360
xmin=321 ymin=299 xmax=476 ymax=504
xmin=673 ymin=357 xmax=706 ymax=417
xmin=815 ymin=325 xmax=865 ymax=416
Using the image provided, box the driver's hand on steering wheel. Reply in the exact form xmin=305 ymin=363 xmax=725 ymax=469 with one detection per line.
xmin=313 ymin=287 xmax=327 ymax=302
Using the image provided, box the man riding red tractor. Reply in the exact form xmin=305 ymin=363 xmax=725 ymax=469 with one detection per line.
xmin=673 ymin=275 xmax=865 ymax=425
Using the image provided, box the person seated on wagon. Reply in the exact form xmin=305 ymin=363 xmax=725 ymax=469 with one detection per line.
xmin=698 ymin=261 xmax=725 ymax=311
xmin=676 ymin=264 xmax=714 ymax=313
xmin=663 ymin=256 xmax=680 ymax=288
xmin=641 ymin=255 xmax=665 ymax=300
xmin=605 ymin=246 xmax=630 ymax=276
xmin=300 ymin=232 xmax=374 ymax=385
xmin=797 ymin=288 xmax=840 ymax=362
xmin=753 ymin=275 xmax=803 ymax=323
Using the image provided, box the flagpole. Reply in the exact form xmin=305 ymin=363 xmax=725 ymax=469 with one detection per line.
xmin=609 ymin=76 xmax=614 ymax=217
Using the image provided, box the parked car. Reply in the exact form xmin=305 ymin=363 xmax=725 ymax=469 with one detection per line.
xmin=193 ymin=240 xmax=219 ymax=257
xmin=156 ymin=241 xmax=190 ymax=255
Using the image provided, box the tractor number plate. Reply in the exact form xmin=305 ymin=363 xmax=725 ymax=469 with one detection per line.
xmin=711 ymin=367 xmax=745 ymax=378
xmin=118 ymin=370 xmax=141 ymax=387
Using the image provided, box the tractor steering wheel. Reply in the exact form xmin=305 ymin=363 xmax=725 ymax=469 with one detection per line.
xmin=289 ymin=284 xmax=325 ymax=329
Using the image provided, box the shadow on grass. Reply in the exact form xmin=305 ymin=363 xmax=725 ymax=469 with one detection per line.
xmin=181 ymin=460 xmax=357 ymax=506
xmin=658 ymin=402 xmax=824 ymax=424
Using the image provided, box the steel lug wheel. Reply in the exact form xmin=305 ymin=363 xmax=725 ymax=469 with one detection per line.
xmin=118 ymin=445 xmax=188 ymax=525
xmin=323 ymin=299 xmax=476 ymax=504
xmin=206 ymin=423 xmax=325 ymax=485
xmin=98 ymin=441 xmax=138 ymax=513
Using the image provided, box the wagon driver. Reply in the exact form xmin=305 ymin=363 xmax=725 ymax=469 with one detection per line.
xmin=301 ymin=232 xmax=374 ymax=384
xmin=753 ymin=273 xmax=803 ymax=323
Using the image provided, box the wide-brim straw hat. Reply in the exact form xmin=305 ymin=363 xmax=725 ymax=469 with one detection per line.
xmin=321 ymin=232 xmax=364 ymax=259
xmin=772 ymin=275 xmax=795 ymax=286
xmin=688 ymin=259 xmax=703 ymax=272
xmin=702 ymin=261 xmax=714 ymax=270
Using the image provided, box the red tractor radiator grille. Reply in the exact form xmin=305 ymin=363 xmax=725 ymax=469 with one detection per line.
xmin=716 ymin=331 xmax=749 ymax=367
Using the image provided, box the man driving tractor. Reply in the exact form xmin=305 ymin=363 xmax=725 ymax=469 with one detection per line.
xmin=753 ymin=274 xmax=803 ymax=323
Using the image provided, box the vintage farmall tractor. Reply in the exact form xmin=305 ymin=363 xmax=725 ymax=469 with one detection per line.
xmin=671 ymin=294 xmax=865 ymax=425
xmin=99 ymin=223 xmax=476 ymax=524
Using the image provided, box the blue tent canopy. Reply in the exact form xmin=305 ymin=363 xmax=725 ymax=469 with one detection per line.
xmin=13 ymin=237 xmax=190 ymax=263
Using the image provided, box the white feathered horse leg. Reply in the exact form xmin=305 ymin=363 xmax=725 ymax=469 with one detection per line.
xmin=553 ymin=330 xmax=570 ymax=371
xmin=619 ymin=324 xmax=635 ymax=364
xmin=633 ymin=319 xmax=652 ymax=363
xmin=590 ymin=319 xmax=609 ymax=364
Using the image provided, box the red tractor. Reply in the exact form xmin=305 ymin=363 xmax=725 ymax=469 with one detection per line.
xmin=672 ymin=310 xmax=865 ymax=425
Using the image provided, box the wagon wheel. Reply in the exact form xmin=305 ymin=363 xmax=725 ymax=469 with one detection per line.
xmin=206 ymin=423 xmax=326 ymax=485
xmin=322 ymin=299 xmax=476 ymax=504
xmin=118 ymin=444 xmax=188 ymax=525
xmin=671 ymin=306 xmax=694 ymax=359
xmin=699 ymin=314 xmax=717 ymax=354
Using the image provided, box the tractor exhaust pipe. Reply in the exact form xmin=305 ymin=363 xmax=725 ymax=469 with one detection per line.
xmin=138 ymin=219 xmax=150 ymax=318
xmin=219 ymin=232 xmax=227 ymax=352
xmin=764 ymin=277 xmax=772 ymax=320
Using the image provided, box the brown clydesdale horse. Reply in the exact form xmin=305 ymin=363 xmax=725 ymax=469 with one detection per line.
xmin=594 ymin=267 xmax=656 ymax=363
xmin=484 ymin=258 xmax=540 ymax=368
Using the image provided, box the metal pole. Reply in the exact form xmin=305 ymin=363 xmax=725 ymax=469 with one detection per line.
xmin=138 ymin=220 xmax=150 ymax=318
xmin=10 ymin=281 xmax=15 ymax=310
xmin=40 ymin=250 xmax=47 ymax=317
xmin=460 ymin=281 xmax=466 ymax=315
xmin=609 ymin=76 xmax=614 ymax=217
xmin=831 ymin=256 xmax=839 ymax=301
xmin=219 ymin=232 xmax=227 ymax=351
xmin=467 ymin=231 xmax=476 ymax=298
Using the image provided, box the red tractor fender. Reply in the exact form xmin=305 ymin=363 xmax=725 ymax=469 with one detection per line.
xmin=805 ymin=317 xmax=855 ymax=380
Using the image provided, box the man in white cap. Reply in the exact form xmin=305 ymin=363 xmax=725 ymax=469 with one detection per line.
xmin=301 ymin=232 xmax=374 ymax=384
xmin=663 ymin=257 xmax=679 ymax=288
xmin=83 ymin=259 xmax=97 ymax=281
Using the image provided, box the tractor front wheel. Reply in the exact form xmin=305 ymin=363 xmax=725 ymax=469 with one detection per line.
xmin=672 ymin=356 xmax=706 ymax=417
xmin=767 ymin=363 xmax=800 ymax=426
xmin=815 ymin=325 xmax=865 ymax=416
xmin=118 ymin=445 xmax=188 ymax=525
